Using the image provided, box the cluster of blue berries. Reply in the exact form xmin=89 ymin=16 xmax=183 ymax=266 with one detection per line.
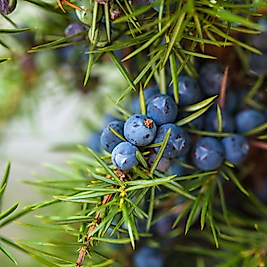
xmin=97 ymin=60 xmax=267 ymax=173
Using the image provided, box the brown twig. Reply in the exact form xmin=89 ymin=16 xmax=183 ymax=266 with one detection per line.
xmin=75 ymin=170 xmax=128 ymax=267
xmin=75 ymin=193 xmax=114 ymax=267
xmin=218 ymin=66 xmax=229 ymax=109
xmin=249 ymin=140 xmax=267 ymax=150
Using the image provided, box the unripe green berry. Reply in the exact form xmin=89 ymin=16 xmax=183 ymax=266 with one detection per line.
xmin=76 ymin=0 xmax=103 ymax=26
xmin=88 ymin=23 xmax=109 ymax=48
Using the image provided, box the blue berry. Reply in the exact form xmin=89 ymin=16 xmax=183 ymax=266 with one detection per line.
xmin=199 ymin=63 xmax=228 ymax=96
xmin=152 ymin=213 xmax=177 ymax=237
xmin=124 ymin=114 xmax=157 ymax=146
xmin=252 ymin=177 xmax=267 ymax=203
xmin=132 ymin=86 xmax=159 ymax=114
xmin=191 ymin=137 xmax=225 ymax=171
xmin=147 ymin=94 xmax=178 ymax=125
xmin=235 ymin=109 xmax=265 ymax=133
xmin=154 ymin=123 xmax=191 ymax=158
xmin=100 ymin=120 xmax=124 ymax=153
xmin=111 ymin=142 xmax=139 ymax=170
xmin=204 ymin=109 xmax=235 ymax=132
xmin=221 ymin=135 xmax=249 ymax=165
xmin=0 ymin=0 xmax=17 ymax=15
xmin=65 ymin=22 xmax=86 ymax=42
xmin=249 ymin=52 xmax=267 ymax=76
xmin=148 ymin=153 xmax=170 ymax=173
xmin=251 ymin=19 xmax=267 ymax=52
xmin=133 ymin=246 xmax=164 ymax=267
xmin=168 ymin=76 xmax=200 ymax=106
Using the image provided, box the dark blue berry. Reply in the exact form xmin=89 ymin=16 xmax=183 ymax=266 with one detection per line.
xmin=199 ymin=63 xmax=228 ymax=96
xmin=0 ymin=0 xmax=17 ymax=15
xmin=100 ymin=120 xmax=124 ymax=153
xmin=133 ymin=246 xmax=164 ymax=267
xmin=147 ymin=94 xmax=178 ymax=125
xmin=235 ymin=109 xmax=265 ymax=133
xmin=65 ymin=22 xmax=86 ymax=42
xmin=154 ymin=123 xmax=191 ymax=158
xmin=111 ymin=142 xmax=139 ymax=170
xmin=204 ymin=109 xmax=235 ymax=132
xmin=148 ymin=153 xmax=170 ymax=173
xmin=252 ymin=176 xmax=267 ymax=203
xmin=249 ymin=52 xmax=267 ymax=76
xmin=168 ymin=76 xmax=200 ymax=106
xmin=152 ymin=213 xmax=177 ymax=237
xmin=132 ymin=86 xmax=159 ymax=114
xmin=191 ymin=137 xmax=225 ymax=171
xmin=251 ymin=19 xmax=267 ymax=52
xmin=124 ymin=114 xmax=157 ymax=146
xmin=221 ymin=134 xmax=249 ymax=165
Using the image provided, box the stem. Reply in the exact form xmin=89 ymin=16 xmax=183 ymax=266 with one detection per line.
xmin=75 ymin=193 xmax=114 ymax=267
xmin=75 ymin=170 xmax=128 ymax=267
xmin=218 ymin=66 xmax=229 ymax=109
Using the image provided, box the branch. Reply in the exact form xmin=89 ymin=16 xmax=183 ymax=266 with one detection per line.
xmin=75 ymin=170 xmax=128 ymax=267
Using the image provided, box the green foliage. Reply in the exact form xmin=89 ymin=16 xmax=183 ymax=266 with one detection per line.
xmin=1 ymin=0 xmax=267 ymax=266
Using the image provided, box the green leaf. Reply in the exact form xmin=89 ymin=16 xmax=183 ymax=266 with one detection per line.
xmin=182 ymin=96 xmax=217 ymax=112
xmin=216 ymin=176 xmax=230 ymax=226
xmin=216 ymin=105 xmax=223 ymax=133
xmin=108 ymin=125 xmax=126 ymax=142
xmin=200 ymin=182 xmax=212 ymax=230
xmin=185 ymin=193 xmax=202 ymax=234
xmin=108 ymin=51 xmax=135 ymax=91
xmin=105 ymin=94 xmax=132 ymax=117
xmin=0 ymin=161 xmax=11 ymax=203
xmin=173 ymin=201 xmax=193 ymax=228
xmin=83 ymin=146 xmax=124 ymax=187
xmin=150 ymin=128 xmax=171 ymax=175
xmin=162 ymin=9 xmax=187 ymax=67
xmin=20 ymin=243 xmax=73 ymax=263
xmin=136 ymin=151 xmax=149 ymax=169
xmin=92 ymin=259 xmax=114 ymax=267
xmin=243 ymin=122 xmax=267 ymax=136
xmin=177 ymin=103 xmax=213 ymax=126
xmin=125 ymin=176 xmax=176 ymax=191
xmin=122 ymin=15 xmax=176 ymax=62
xmin=117 ymin=49 xmax=164 ymax=103
xmin=163 ymin=182 xmax=196 ymax=200
xmin=0 ymin=27 xmax=35 ymax=34
xmin=207 ymin=206 xmax=219 ymax=248
xmin=0 ymin=58 xmax=10 ymax=63
xmin=84 ymin=43 xmax=96 ymax=86
xmin=0 ymin=202 xmax=19 ymax=221
xmin=146 ymin=187 xmax=155 ymax=232
xmin=0 ymin=242 xmax=17 ymax=264
xmin=139 ymin=86 xmax=146 ymax=115
xmin=169 ymin=52 xmax=179 ymax=103
xmin=121 ymin=202 xmax=137 ymax=248
xmin=224 ymin=167 xmax=249 ymax=196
